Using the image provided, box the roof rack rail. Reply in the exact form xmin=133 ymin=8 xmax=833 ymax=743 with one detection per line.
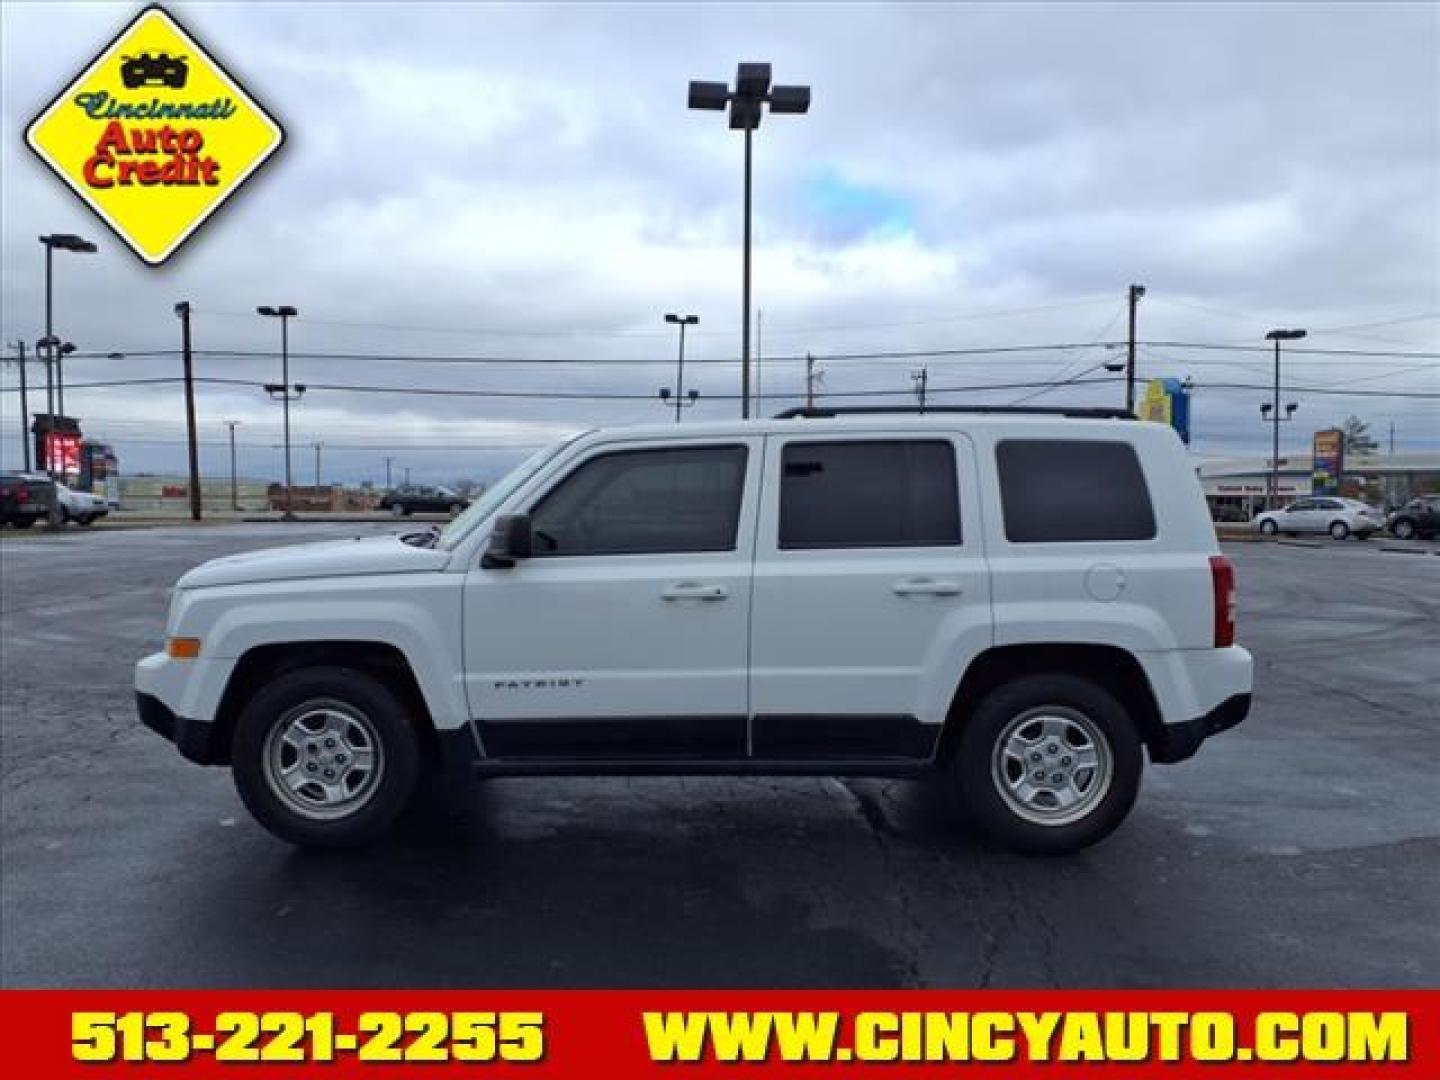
xmin=772 ymin=405 xmax=1136 ymax=420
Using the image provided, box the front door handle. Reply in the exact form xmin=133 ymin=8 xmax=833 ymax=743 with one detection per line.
xmin=893 ymin=577 xmax=962 ymax=597
xmin=662 ymin=582 xmax=729 ymax=602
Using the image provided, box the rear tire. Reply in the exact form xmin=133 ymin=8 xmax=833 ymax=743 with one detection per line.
xmin=1392 ymin=519 xmax=1416 ymax=540
xmin=231 ymin=665 xmax=421 ymax=848
xmin=1259 ymin=519 xmax=1278 ymax=536
xmin=951 ymin=673 xmax=1142 ymax=855
xmin=389 ymin=502 xmax=405 ymax=518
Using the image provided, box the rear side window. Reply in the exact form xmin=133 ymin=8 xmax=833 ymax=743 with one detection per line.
xmin=996 ymin=439 xmax=1156 ymax=543
xmin=530 ymin=445 xmax=748 ymax=556
xmin=779 ymin=440 xmax=961 ymax=549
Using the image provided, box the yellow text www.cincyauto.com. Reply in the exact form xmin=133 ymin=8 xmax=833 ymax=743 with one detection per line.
xmin=642 ymin=1011 xmax=1408 ymax=1064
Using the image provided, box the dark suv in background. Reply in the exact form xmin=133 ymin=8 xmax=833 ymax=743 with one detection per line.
xmin=1387 ymin=495 xmax=1440 ymax=541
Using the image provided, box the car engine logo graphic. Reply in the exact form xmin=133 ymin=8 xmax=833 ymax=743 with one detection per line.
xmin=120 ymin=52 xmax=189 ymax=89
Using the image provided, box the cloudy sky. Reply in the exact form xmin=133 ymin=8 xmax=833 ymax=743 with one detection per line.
xmin=2 ymin=1 xmax=1437 ymax=486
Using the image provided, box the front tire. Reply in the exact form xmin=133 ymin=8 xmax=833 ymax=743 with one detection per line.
xmin=951 ymin=674 xmax=1142 ymax=855
xmin=231 ymin=665 xmax=420 ymax=847
xmin=1392 ymin=519 xmax=1416 ymax=540
xmin=1329 ymin=520 xmax=1350 ymax=540
xmin=1259 ymin=519 xmax=1278 ymax=536
xmin=389 ymin=502 xmax=406 ymax=518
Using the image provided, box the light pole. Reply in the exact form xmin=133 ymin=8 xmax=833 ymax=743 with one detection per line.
xmin=911 ymin=367 xmax=929 ymax=413
xmin=689 ymin=63 xmax=810 ymax=419
xmin=39 ymin=233 xmax=97 ymax=424
xmin=258 ymin=305 xmax=301 ymax=520
xmin=662 ymin=313 xmax=699 ymax=422
xmin=312 ymin=441 xmax=323 ymax=488
xmin=1125 ymin=283 xmax=1146 ymax=413
xmin=1263 ymin=328 xmax=1306 ymax=508
xmin=34 ymin=338 xmax=75 ymax=476
xmin=224 ymin=421 xmax=240 ymax=510
xmin=6 ymin=341 xmax=31 ymax=470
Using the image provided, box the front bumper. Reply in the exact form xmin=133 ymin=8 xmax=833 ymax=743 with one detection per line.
xmin=137 ymin=692 xmax=226 ymax=765
xmin=1148 ymin=693 xmax=1251 ymax=764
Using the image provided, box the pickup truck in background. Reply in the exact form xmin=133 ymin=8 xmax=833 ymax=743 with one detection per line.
xmin=0 ymin=472 xmax=60 ymax=529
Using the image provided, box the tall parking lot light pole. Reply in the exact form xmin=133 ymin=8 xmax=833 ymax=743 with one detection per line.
xmin=663 ymin=313 xmax=699 ymax=422
xmin=39 ymin=233 xmax=97 ymax=424
xmin=258 ymin=305 xmax=301 ymax=520
xmin=689 ymin=64 xmax=810 ymax=420
xmin=224 ymin=421 xmax=241 ymax=510
xmin=1263 ymin=328 xmax=1306 ymax=508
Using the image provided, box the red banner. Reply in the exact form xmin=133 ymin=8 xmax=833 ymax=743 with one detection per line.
xmin=1 ymin=991 xmax=1434 ymax=1078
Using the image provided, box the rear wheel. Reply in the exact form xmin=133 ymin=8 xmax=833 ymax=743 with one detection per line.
xmin=1392 ymin=519 xmax=1416 ymax=540
xmin=389 ymin=502 xmax=406 ymax=518
xmin=951 ymin=673 xmax=1142 ymax=855
xmin=1329 ymin=520 xmax=1350 ymax=540
xmin=232 ymin=665 xmax=420 ymax=847
xmin=1259 ymin=519 xmax=1278 ymax=536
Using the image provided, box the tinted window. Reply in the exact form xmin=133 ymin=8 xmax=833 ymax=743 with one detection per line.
xmin=779 ymin=440 xmax=961 ymax=549
xmin=530 ymin=445 xmax=747 ymax=556
xmin=996 ymin=439 xmax=1156 ymax=543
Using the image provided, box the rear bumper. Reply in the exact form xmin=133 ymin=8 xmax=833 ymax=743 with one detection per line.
xmin=1148 ymin=692 xmax=1251 ymax=764
xmin=137 ymin=692 xmax=225 ymax=765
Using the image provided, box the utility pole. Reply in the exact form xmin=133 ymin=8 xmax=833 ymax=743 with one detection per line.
xmin=385 ymin=456 xmax=394 ymax=489
xmin=912 ymin=367 xmax=929 ymax=413
xmin=1125 ymin=283 xmax=1146 ymax=413
xmin=175 ymin=301 xmax=202 ymax=521
xmin=312 ymin=441 xmax=323 ymax=488
xmin=1389 ymin=421 xmax=1395 ymax=455
xmin=404 ymin=466 xmax=411 ymax=486
xmin=8 ymin=341 xmax=31 ymax=471
xmin=805 ymin=352 xmax=822 ymax=408
xmin=224 ymin=421 xmax=240 ymax=510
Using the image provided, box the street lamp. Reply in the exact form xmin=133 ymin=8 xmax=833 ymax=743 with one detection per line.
xmin=258 ymin=305 xmax=301 ymax=520
xmin=662 ymin=313 xmax=699 ymax=422
xmin=689 ymin=62 xmax=810 ymax=419
xmin=1263 ymin=328 xmax=1307 ymax=508
xmin=39 ymin=233 xmax=97 ymax=425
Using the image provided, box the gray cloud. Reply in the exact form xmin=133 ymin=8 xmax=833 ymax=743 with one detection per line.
xmin=2 ymin=1 xmax=1436 ymax=485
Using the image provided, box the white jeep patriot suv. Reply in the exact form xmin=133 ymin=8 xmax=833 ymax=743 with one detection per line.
xmin=136 ymin=407 xmax=1252 ymax=855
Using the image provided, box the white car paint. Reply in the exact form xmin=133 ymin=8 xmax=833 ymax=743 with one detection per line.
xmin=1254 ymin=497 xmax=1382 ymax=538
xmin=138 ymin=415 xmax=1251 ymax=755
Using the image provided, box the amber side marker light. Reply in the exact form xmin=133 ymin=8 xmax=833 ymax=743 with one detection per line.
xmin=166 ymin=637 xmax=202 ymax=659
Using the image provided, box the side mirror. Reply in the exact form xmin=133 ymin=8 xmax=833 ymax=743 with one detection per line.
xmin=481 ymin=513 xmax=533 ymax=568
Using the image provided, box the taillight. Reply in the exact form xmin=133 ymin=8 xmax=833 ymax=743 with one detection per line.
xmin=14 ymin=487 xmax=28 ymax=504
xmin=1209 ymin=554 xmax=1236 ymax=648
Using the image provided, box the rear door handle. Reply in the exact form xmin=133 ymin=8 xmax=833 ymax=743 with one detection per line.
xmin=662 ymin=582 xmax=729 ymax=602
xmin=893 ymin=577 xmax=962 ymax=597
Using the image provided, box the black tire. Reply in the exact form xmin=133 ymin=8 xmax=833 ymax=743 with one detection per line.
xmin=231 ymin=665 xmax=421 ymax=847
xmin=1329 ymin=520 xmax=1350 ymax=541
xmin=950 ymin=673 xmax=1142 ymax=855
xmin=389 ymin=502 xmax=405 ymax=518
xmin=1259 ymin=519 xmax=1278 ymax=536
xmin=1391 ymin=519 xmax=1416 ymax=540
xmin=78 ymin=515 xmax=95 ymax=527
xmin=12 ymin=518 xmax=34 ymax=529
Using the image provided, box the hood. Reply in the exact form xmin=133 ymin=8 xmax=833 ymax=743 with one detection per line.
xmin=177 ymin=533 xmax=450 ymax=589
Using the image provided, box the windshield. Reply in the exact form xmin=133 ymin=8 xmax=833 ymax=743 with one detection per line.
xmin=434 ymin=431 xmax=589 ymax=551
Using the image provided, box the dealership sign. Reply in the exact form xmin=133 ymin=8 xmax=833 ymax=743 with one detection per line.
xmin=1137 ymin=377 xmax=1192 ymax=445
xmin=1312 ymin=429 xmax=1345 ymax=496
xmin=26 ymin=4 xmax=283 ymax=264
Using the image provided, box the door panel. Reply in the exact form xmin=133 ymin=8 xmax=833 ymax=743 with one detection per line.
xmin=748 ymin=433 xmax=992 ymax=756
xmin=462 ymin=438 xmax=762 ymax=758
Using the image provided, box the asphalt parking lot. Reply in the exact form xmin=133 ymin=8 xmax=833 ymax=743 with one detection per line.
xmin=2 ymin=524 xmax=1437 ymax=988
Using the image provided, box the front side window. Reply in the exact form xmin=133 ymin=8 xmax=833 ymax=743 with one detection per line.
xmin=778 ymin=440 xmax=961 ymax=550
xmin=530 ymin=445 xmax=748 ymax=556
xmin=997 ymin=439 xmax=1156 ymax=543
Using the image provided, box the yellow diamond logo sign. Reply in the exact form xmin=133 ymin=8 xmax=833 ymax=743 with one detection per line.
xmin=26 ymin=4 xmax=284 ymax=265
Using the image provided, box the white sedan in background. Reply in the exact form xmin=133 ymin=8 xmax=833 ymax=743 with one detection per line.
xmin=55 ymin=483 xmax=110 ymax=526
xmin=1254 ymin=497 xmax=1382 ymax=540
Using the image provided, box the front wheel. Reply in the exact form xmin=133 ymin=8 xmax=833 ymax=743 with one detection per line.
xmin=389 ymin=502 xmax=406 ymax=518
xmin=1329 ymin=521 xmax=1350 ymax=540
xmin=1259 ymin=519 xmax=1278 ymax=536
xmin=951 ymin=673 xmax=1142 ymax=855
xmin=1392 ymin=519 xmax=1416 ymax=540
xmin=231 ymin=665 xmax=420 ymax=847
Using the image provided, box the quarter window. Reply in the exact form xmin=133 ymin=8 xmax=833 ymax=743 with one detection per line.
xmin=996 ymin=439 xmax=1156 ymax=542
xmin=779 ymin=440 xmax=961 ymax=549
xmin=529 ymin=445 xmax=748 ymax=556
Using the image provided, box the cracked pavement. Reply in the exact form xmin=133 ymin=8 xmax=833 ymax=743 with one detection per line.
xmin=2 ymin=524 xmax=1437 ymax=987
